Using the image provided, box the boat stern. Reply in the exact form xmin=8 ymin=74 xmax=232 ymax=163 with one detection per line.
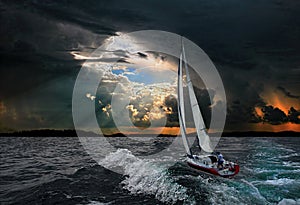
xmin=233 ymin=164 xmax=240 ymax=175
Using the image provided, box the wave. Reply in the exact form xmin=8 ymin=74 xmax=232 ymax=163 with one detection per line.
xmin=252 ymin=178 xmax=297 ymax=186
xmin=100 ymin=149 xmax=191 ymax=204
xmin=206 ymin=180 xmax=244 ymax=205
xmin=278 ymin=198 xmax=300 ymax=205
xmin=278 ymin=152 xmax=299 ymax=159
xmin=282 ymin=161 xmax=300 ymax=169
xmin=240 ymin=179 xmax=267 ymax=201
xmin=87 ymin=201 xmax=111 ymax=205
xmin=99 ymin=148 xmax=300 ymax=205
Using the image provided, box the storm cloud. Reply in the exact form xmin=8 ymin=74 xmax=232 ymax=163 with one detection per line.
xmin=288 ymin=107 xmax=300 ymax=124
xmin=0 ymin=0 xmax=300 ymax=131
xmin=251 ymin=106 xmax=300 ymax=125
xmin=277 ymin=86 xmax=300 ymax=99
xmin=261 ymin=105 xmax=288 ymax=125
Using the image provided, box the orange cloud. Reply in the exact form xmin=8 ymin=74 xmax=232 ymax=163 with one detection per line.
xmin=254 ymin=106 xmax=264 ymax=118
xmin=260 ymin=87 xmax=299 ymax=115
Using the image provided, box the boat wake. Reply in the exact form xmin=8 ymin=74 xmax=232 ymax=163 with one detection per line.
xmin=101 ymin=149 xmax=192 ymax=204
xmin=99 ymin=145 xmax=300 ymax=205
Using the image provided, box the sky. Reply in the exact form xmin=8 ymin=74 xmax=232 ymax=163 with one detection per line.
xmin=0 ymin=0 xmax=300 ymax=133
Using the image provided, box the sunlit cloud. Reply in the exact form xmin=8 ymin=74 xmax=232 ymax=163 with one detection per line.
xmin=98 ymin=100 xmax=103 ymax=105
xmin=125 ymin=85 xmax=176 ymax=126
xmin=71 ymin=51 xmax=101 ymax=60
xmin=250 ymin=85 xmax=300 ymax=130
xmin=86 ymin=93 xmax=96 ymax=101
xmin=260 ymin=86 xmax=299 ymax=115
xmin=72 ymin=34 xmax=222 ymax=134
xmin=254 ymin=107 xmax=264 ymax=120
xmin=102 ymin=104 xmax=112 ymax=117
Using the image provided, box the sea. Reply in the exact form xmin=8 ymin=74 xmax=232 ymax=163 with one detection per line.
xmin=1 ymin=137 xmax=300 ymax=205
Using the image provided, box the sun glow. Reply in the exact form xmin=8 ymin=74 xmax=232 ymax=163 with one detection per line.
xmin=101 ymin=126 xmax=198 ymax=135
xmin=254 ymin=107 xmax=264 ymax=118
xmin=252 ymin=87 xmax=300 ymax=132
xmin=252 ymin=122 xmax=300 ymax=132
xmin=260 ymin=87 xmax=299 ymax=115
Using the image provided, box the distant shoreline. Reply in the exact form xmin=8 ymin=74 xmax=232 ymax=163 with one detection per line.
xmin=0 ymin=129 xmax=299 ymax=137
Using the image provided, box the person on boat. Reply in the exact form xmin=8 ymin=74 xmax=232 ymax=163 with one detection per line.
xmin=216 ymin=152 xmax=224 ymax=169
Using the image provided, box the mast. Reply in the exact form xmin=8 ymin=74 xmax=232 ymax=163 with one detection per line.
xmin=177 ymin=39 xmax=192 ymax=156
xmin=182 ymin=40 xmax=213 ymax=153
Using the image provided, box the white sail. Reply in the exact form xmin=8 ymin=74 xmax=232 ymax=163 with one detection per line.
xmin=182 ymin=42 xmax=213 ymax=153
xmin=177 ymin=52 xmax=192 ymax=156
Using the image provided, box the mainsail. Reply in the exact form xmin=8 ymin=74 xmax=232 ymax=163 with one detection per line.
xmin=178 ymin=38 xmax=213 ymax=154
xmin=177 ymin=51 xmax=192 ymax=156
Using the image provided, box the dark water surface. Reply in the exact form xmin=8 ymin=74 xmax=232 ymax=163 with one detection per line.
xmin=1 ymin=137 xmax=300 ymax=205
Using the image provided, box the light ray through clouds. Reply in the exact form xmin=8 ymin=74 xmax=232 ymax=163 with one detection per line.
xmin=75 ymin=31 xmax=300 ymax=134
xmin=78 ymin=21 xmax=298 ymax=134
xmin=1 ymin=1 xmax=300 ymax=133
xmin=76 ymin=34 xmax=218 ymax=134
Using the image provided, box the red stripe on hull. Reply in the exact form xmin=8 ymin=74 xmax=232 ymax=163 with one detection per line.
xmin=187 ymin=162 xmax=240 ymax=178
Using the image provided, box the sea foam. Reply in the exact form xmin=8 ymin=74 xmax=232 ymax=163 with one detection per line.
xmin=100 ymin=149 xmax=192 ymax=204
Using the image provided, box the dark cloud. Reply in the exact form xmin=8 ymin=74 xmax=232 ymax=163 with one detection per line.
xmin=137 ymin=52 xmax=148 ymax=58
xmin=0 ymin=2 xmax=104 ymax=101
xmin=163 ymin=95 xmax=178 ymax=127
xmin=250 ymin=106 xmax=300 ymax=125
xmin=225 ymin=74 xmax=265 ymax=125
xmin=193 ymin=87 xmax=214 ymax=127
xmin=95 ymin=80 xmax=116 ymax=129
xmin=163 ymin=87 xmax=213 ymax=128
xmin=288 ymin=107 xmax=300 ymax=124
xmin=261 ymin=105 xmax=288 ymax=125
xmin=277 ymin=86 xmax=300 ymax=99
xmin=147 ymin=52 xmax=167 ymax=62
xmin=249 ymin=112 xmax=263 ymax=124
xmin=1 ymin=0 xmax=300 ymax=131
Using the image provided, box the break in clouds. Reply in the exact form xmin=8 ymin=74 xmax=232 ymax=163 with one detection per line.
xmin=83 ymin=50 xmax=216 ymax=133
xmin=0 ymin=1 xmax=300 ymax=132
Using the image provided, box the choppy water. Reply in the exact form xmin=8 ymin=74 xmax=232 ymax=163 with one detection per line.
xmin=1 ymin=137 xmax=300 ymax=205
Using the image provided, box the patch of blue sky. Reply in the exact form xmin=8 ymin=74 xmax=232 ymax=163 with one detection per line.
xmin=112 ymin=67 xmax=136 ymax=76
xmin=112 ymin=67 xmax=175 ymax=85
xmin=126 ymin=67 xmax=136 ymax=72
xmin=127 ymin=70 xmax=175 ymax=85
xmin=112 ymin=69 xmax=125 ymax=75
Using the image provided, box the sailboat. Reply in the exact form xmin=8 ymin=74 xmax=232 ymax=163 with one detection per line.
xmin=177 ymin=38 xmax=239 ymax=178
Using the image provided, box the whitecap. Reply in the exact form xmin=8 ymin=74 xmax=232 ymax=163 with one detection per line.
xmin=100 ymin=149 xmax=191 ymax=204
xmin=252 ymin=178 xmax=296 ymax=186
xmin=87 ymin=201 xmax=111 ymax=205
xmin=278 ymin=198 xmax=300 ymax=205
